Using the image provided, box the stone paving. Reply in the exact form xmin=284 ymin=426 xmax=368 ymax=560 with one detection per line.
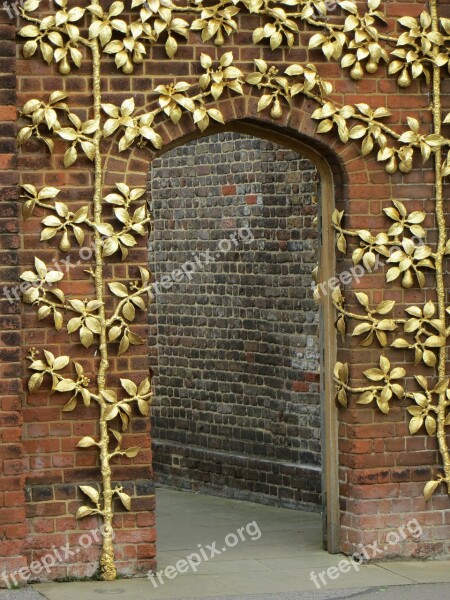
xmin=3 ymin=488 xmax=450 ymax=600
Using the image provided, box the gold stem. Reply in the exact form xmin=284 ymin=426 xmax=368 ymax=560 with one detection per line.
xmin=429 ymin=0 xmax=450 ymax=489
xmin=333 ymin=302 xmax=405 ymax=325
xmin=89 ymin=21 xmax=117 ymax=579
xmin=334 ymin=379 xmax=383 ymax=393
xmin=333 ymin=225 xmax=401 ymax=244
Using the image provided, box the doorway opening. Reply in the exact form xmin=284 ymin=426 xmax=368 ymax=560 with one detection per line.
xmin=148 ymin=127 xmax=338 ymax=551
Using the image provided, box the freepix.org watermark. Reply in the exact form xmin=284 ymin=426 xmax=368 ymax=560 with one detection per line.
xmin=2 ymin=0 xmax=338 ymax=20
xmin=1 ymin=524 xmax=114 ymax=589
xmin=1 ymin=226 xmax=255 ymax=304
xmin=312 ymin=235 xmax=425 ymax=300
xmin=147 ymin=520 xmax=262 ymax=588
xmin=310 ymin=518 xmax=423 ymax=590
xmin=150 ymin=226 xmax=255 ymax=296
xmin=2 ymin=0 xmax=26 ymax=19
xmin=2 ymin=251 xmax=90 ymax=304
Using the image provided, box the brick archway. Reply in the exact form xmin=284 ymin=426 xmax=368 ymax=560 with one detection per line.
xmin=103 ymin=107 xmax=346 ymax=554
xmin=5 ymin=95 xmax=351 ymax=581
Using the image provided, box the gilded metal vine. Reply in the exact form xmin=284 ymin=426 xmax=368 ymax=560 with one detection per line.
xmin=17 ymin=0 xmax=450 ymax=579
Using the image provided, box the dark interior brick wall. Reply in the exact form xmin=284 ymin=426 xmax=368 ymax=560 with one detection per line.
xmin=149 ymin=132 xmax=321 ymax=510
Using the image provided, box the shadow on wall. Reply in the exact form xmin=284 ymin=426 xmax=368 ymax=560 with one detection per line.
xmin=148 ymin=131 xmax=322 ymax=511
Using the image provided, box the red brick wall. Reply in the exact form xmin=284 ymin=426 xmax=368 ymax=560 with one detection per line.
xmin=13 ymin=1 xmax=156 ymax=582
xmin=0 ymin=6 xmax=29 ymax=582
xmin=1 ymin=0 xmax=449 ymax=584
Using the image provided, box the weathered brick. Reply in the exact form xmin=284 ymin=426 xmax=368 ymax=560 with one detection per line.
xmin=150 ymin=133 xmax=321 ymax=509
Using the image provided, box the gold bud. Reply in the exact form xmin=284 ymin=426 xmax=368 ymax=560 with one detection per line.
xmin=270 ymin=98 xmax=282 ymax=120
xmin=365 ymin=60 xmax=378 ymax=74
xmin=123 ymin=61 xmax=134 ymax=74
xmin=59 ymin=230 xmax=71 ymax=252
xmin=402 ymin=270 xmax=414 ymax=288
xmin=350 ymin=62 xmax=363 ymax=80
xmin=59 ymin=57 xmax=71 ymax=75
xmin=214 ymin=29 xmax=224 ymax=46
xmin=385 ymin=156 xmax=397 ymax=174
xmin=398 ymin=68 xmax=411 ymax=88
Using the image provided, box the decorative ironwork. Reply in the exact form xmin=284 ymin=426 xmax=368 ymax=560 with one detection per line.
xmin=17 ymin=0 xmax=450 ymax=579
